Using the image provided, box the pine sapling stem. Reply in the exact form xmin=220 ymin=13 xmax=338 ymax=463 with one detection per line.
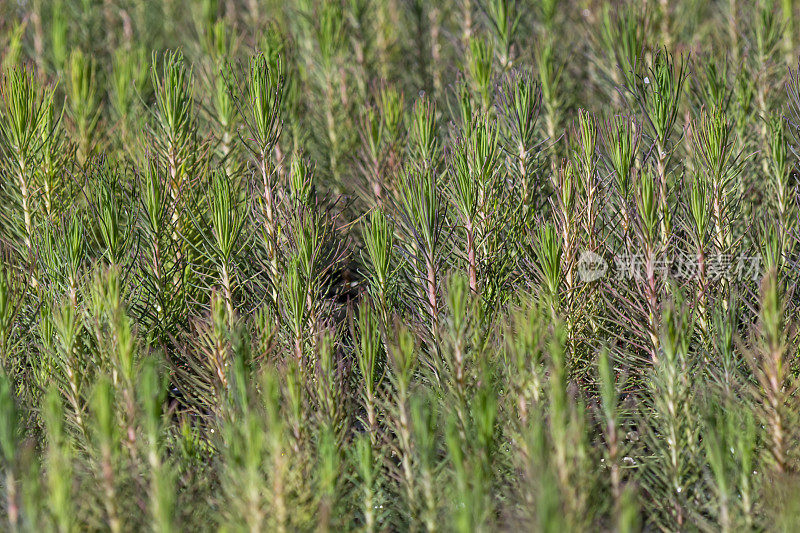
xmin=6 ymin=471 xmax=17 ymax=533
xmin=466 ymin=222 xmax=477 ymax=294
xmin=101 ymin=444 xmax=121 ymax=533
xmin=656 ymin=142 xmax=670 ymax=242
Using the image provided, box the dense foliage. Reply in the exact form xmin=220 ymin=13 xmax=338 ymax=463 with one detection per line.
xmin=1 ymin=0 xmax=800 ymax=530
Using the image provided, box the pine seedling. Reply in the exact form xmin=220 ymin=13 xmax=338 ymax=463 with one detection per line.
xmin=367 ymin=0 xmax=396 ymax=77
xmin=362 ymin=208 xmax=396 ymax=318
xmin=497 ymin=69 xmax=542 ymax=206
xmin=280 ymin=190 xmax=343 ymax=358
xmin=515 ymin=409 xmax=566 ymax=531
xmin=408 ymin=393 xmax=439 ymax=532
xmin=436 ymin=272 xmax=484 ymax=409
xmin=688 ymin=176 xmax=711 ymax=252
xmin=482 ymin=0 xmax=520 ymax=71
xmin=358 ymin=84 xmax=404 ymax=205
xmin=471 ymin=383 xmax=499 ymax=521
xmin=601 ymin=114 xmax=640 ymax=234
xmin=632 ymin=167 xmax=667 ymax=360
xmin=288 ymin=153 xmax=316 ymax=208
xmin=316 ymin=421 xmax=342 ymax=533
xmin=86 ymin=267 xmax=138 ymax=442
xmin=707 ymin=295 xmax=741 ymax=396
xmin=0 ymin=66 xmax=54 ymax=257
xmin=90 ymin=377 xmax=122 ymax=533
xmin=34 ymin=298 xmax=57 ymax=392
xmin=781 ymin=0 xmax=795 ymax=64
xmin=88 ymin=159 xmax=134 ymax=268
xmin=110 ymin=46 xmax=150 ymax=151
xmin=0 ymin=22 xmax=25 ymax=73
xmin=19 ymin=444 xmax=45 ymax=533
xmin=597 ymin=348 xmax=625 ymax=509
xmin=134 ymin=158 xmax=186 ymax=340
xmin=344 ymin=0 xmax=378 ymax=101
xmin=238 ymin=52 xmax=284 ymax=296
xmin=657 ymin=0 xmax=673 ymax=49
xmin=42 ymin=387 xmax=74 ymax=533
xmin=385 ymin=322 xmax=419 ymax=522
xmin=639 ymin=50 xmax=686 ymax=150
xmin=636 ymin=49 xmax=686 ymax=241
xmin=691 ymin=59 xmax=732 ymax=115
xmin=313 ymin=331 xmax=346 ymax=438
xmin=283 ymin=356 xmax=306 ymax=453
xmin=535 ymin=39 xmax=564 ymax=159
xmin=504 ymin=298 xmax=548 ymax=425
xmin=218 ymin=346 xmax=270 ymax=533
xmin=311 ymin=0 xmax=347 ymax=186
xmin=359 ymin=104 xmax=384 ymax=203
xmin=542 ymin=0 xmax=563 ymax=26
xmin=596 ymin=3 xmax=648 ymax=104
xmin=640 ymin=296 xmax=700 ymax=530
xmin=702 ymin=399 xmax=757 ymax=532
xmin=36 ymin=88 xmax=72 ymax=223
xmin=281 ymin=256 xmax=309 ymax=362
xmin=532 ymin=222 xmax=562 ymax=312
xmin=354 ymin=301 xmax=385 ymax=441
xmin=449 ymin=113 xmax=500 ymax=293
xmin=66 ymin=48 xmax=100 ymax=164
xmin=573 ymin=109 xmax=599 ymax=248
xmin=734 ymin=402 xmax=757 ymax=529
xmin=378 ymin=83 xmax=405 ymax=165
xmin=753 ymin=1 xmax=783 ymax=156
xmin=446 ymin=375 xmax=502 ymax=531
xmin=454 ymin=82 xmax=477 ymax=144
xmin=426 ymin=2 xmax=445 ymax=97
xmin=172 ymin=292 xmax=233 ymax=417
xmin=407 ymin=95 xmax=441 ymax=173
xmin=445 ymin=410 xmax=480 ymax=533
xmin=191 ymin=169 xmax=248 ymax=324
xmin=350 ymin=433 xmax=385 ymax=533
xmin=48 ymin=0 xmax=69 ymax=72
xmin=448 ymin=126 xmax=524 ymax=307
xmin=138 ymin=359 xmax=175 ymax=533
xmin=252 ymin=304 xmax=278 ymax=359
xmin=635 ymin=167 xmax=660 ymax=249
xmin=745 ymin=269 xmax=796 ymax=474
xmin=465 ymin=38 xmax=494 ymax=113
xmin=547 ymin=169 xmax=577 ymax=301
xmin=203 ymin=19 xmax=239 ymax=172
xmin=36 ymin=212 xmax=86 ymax=307
xmin=692 ymin=105 xmax=743 ymax=253
xmin=760 ymin=220 xmax=783 ymax=277
xmin=765 ymin=115 xmax=793 ymax=258
xmin=150 ymin=50 xmax=198 ymax=217
xmin=729 ymin=64 xmax=756 ymax=145
xmin=546 ymin=324 xmax=594 ymax=529
xmin=398 ymin=164 xmax=445 ymax=330
xmin=687 ymin=176 xmax=712 ymax=334
xmin=399 ymin=100 xmax=444 ymax=323
xmin=259 ymin=368 xmax=292 ymax=532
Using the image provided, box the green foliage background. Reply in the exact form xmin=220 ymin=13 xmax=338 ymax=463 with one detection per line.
xmin=0 ymin=0 xmax=799 ymax=530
